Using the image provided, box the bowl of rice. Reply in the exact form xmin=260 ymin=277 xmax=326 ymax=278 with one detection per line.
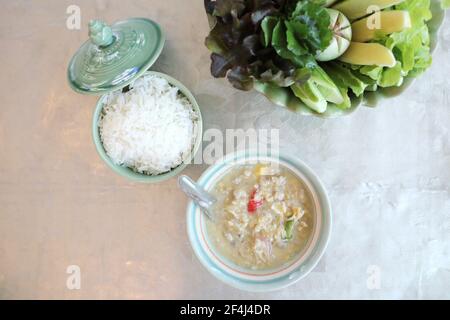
xmin=92 ymin=71 xmax=202 ymax=183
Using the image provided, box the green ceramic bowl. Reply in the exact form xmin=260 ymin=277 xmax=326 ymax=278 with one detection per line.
xmin=254 ymin=0 xmax=447 ymax=118
xmin=92 ymin=71 xmax=203 ymax=183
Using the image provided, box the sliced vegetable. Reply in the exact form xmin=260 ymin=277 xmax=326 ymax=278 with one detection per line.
xmin=291 ymin=80 xmax=328 ymax=113
xmin=338 ymin=42 xmax=396 ymax=67
xmin=261 ymin=16 xmax=278 ymax=47
xmin=253 ymin=81 xmax=315 ymax=114
xmin=254 ymin=164 xmax=279 ymax=177
xmin=311 ymin=66 xmax=345 ymax=104
xmin=289 ymin=63 xmax=344 ymax=113
xmin=323 ymin=0 xmax=339 ymax=6
xmin=284 ymin=220 xmax=295 ymax=240
xmin=310 ymin=0 xmax=339 ymax=6
xmin=352 ymin=10 xmax=412 ymax=42
xmin=332 ymin=0 xmax=406 ymax=20
xmin=316 ymin=8 xmax=352 ymax=61
xmin=335 ymin=86 xmax=352 ymax=109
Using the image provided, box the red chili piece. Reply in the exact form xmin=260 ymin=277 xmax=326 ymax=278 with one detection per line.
xmin=247 ymin=189 xmax=263 ymax=214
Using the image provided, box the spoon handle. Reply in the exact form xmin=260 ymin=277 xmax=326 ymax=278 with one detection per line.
xmin=178 ymin=175 xmax=216 ymax=220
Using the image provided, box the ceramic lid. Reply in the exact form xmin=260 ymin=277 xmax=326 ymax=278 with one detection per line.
xmin=68 ymin=18 xmax=165 ymax=95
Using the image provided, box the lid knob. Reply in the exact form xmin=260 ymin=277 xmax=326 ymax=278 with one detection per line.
xmin=68 ymin=18 xmax=165 ymax=94
xmin=89 ymin=20 xmax=114 ymax=47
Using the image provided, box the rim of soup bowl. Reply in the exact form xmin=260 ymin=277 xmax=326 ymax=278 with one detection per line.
xmin=92 ymin=71 xmax=203 ymax=183
xmin=186 ymin=150 xmax=332 ymax=292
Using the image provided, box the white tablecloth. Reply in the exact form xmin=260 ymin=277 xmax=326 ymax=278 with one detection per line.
xmin=0 ymin=0 xmax=449 ymax=299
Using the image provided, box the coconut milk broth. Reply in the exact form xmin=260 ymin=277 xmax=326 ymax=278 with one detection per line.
xmin=205 ymin=162 xmax=315 ymax=270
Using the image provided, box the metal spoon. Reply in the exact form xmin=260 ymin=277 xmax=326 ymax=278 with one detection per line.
xmin=178 ymin=175 xmax=217 ymax=221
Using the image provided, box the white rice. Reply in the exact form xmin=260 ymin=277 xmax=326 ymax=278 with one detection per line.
xmin=99 ymin=74 xmax=198 ymax=175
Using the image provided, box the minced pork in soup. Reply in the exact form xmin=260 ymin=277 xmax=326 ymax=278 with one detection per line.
xmin=206 ymin=163 xmax=314 ymax=270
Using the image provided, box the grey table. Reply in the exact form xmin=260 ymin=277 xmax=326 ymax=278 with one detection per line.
xmin=0 ymin=0 xmax=449 ymax=299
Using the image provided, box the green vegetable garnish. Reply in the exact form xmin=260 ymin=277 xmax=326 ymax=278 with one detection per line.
xmin=284 ymin=220 xmax=295 ymax=240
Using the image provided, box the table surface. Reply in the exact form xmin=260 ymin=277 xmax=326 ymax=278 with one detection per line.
xmin=0 ymin=0 xmax=449 ymax=300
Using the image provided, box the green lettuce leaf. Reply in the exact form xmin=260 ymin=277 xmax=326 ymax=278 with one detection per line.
xmin=288 ymin=1 xmax=332 ymax=53
xmin=359 ymin=66 xmax=384 ymax=81
xmin=261 ymin=16 xmax=278 ymax=47
xmin=323 ymin=63 xmax=369 ymax=97
xmin=263 ymin=0 xmax=332 ymax=69
xmin=378 ymin=62 xmax=404 ymax=88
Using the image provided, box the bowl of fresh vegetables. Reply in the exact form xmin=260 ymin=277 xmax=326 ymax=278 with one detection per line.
xmin=204 ymin=0 xmax=448 ymax=117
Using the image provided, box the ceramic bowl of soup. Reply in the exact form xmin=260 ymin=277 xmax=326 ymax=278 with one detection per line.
xmin=186 ymin=151 xmax=332 ymax=292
